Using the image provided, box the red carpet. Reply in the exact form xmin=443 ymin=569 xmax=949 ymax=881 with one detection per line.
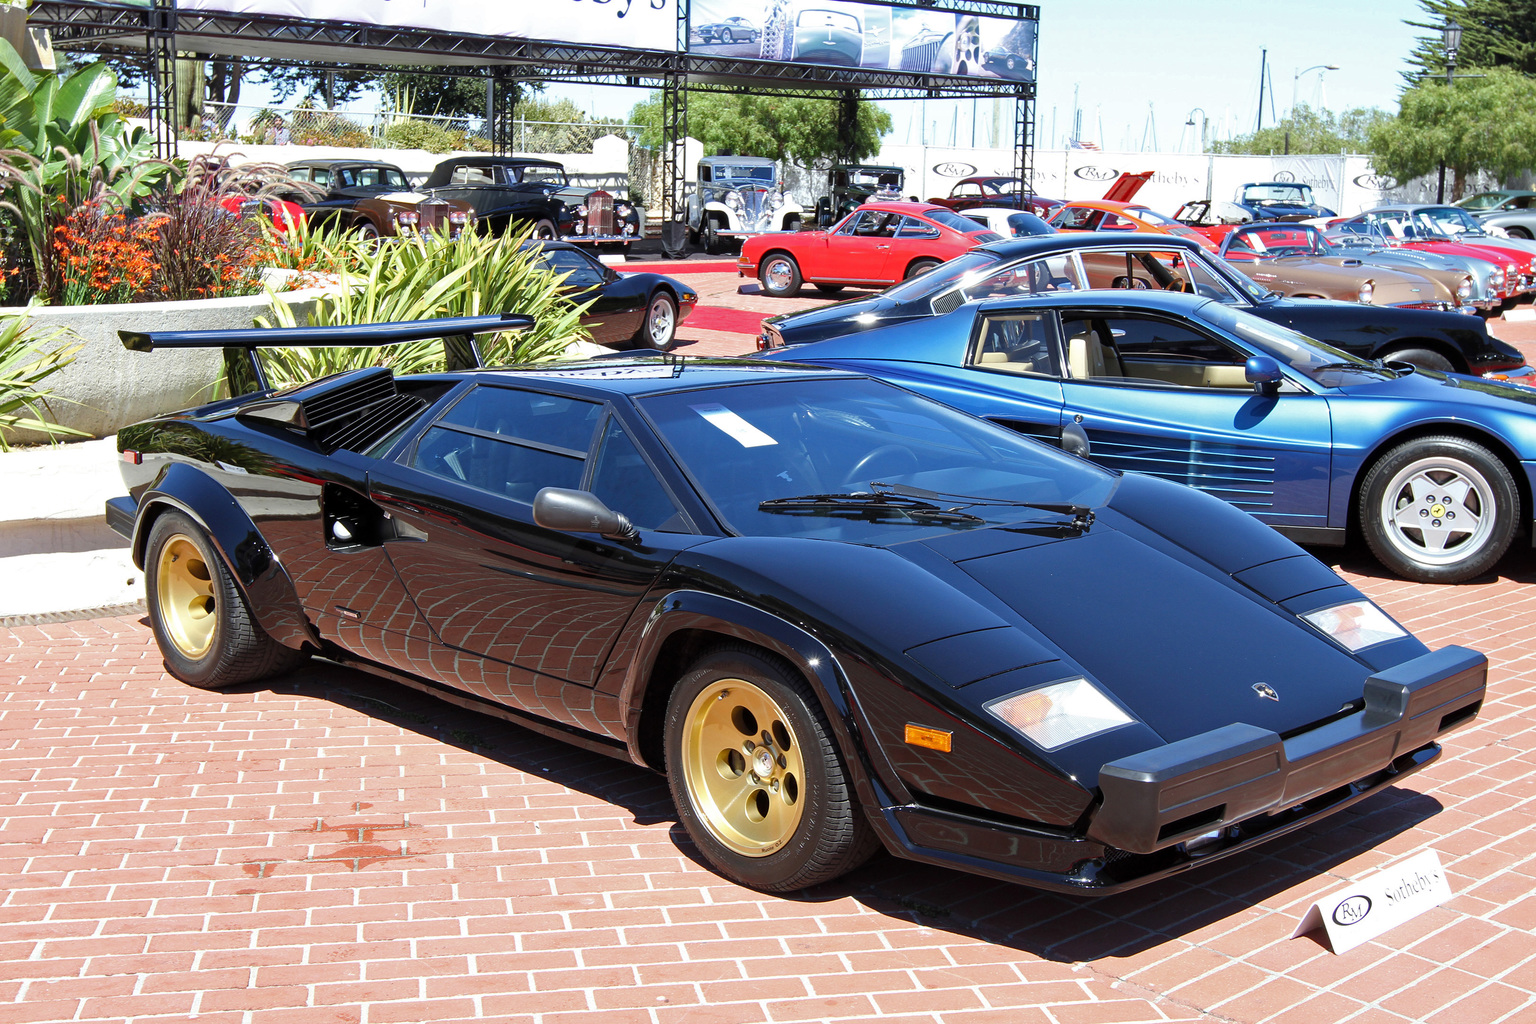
xmin=685 ymin=304 xmax=771 ymax=335
xmin=622 ymin=260 xmax=742 ymax=274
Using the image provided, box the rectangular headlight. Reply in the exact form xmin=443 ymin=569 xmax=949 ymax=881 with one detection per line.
xmin=1302 ymin=601 xmax=1407 ymax=652
xmin=985 ymin=678 xmax=1134 ymax=751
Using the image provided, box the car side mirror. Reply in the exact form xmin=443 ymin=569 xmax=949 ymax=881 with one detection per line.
xmin=534 ymin=487 xmax=639 ymax=541
xmin=1245 ymin=355 xmax=1284 ymax=396
xmin=1060 ymin=421 xmax=1091 ymax=459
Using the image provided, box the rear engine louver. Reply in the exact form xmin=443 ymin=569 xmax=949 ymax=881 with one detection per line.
xmin=238 ymin=367 xmax=427 ymax=453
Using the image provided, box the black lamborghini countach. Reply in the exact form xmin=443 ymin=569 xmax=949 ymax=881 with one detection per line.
xmin=106 ymin=316 xmax=1487 ymax=895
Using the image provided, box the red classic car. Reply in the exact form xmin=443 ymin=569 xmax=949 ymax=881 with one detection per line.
xmin=1047 ymin=199 xmax=1220 ymax=251
xmin=927 ymin=176 xmax=1061 ymax=218
xmin=737 ymin=202 xmax=1001 ymax=297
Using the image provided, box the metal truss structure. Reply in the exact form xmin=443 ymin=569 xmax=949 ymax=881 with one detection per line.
xmin=30 ymin=0 xmax=1040 ymax=220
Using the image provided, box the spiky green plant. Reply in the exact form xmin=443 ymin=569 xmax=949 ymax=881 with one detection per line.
xmin=0 ymin=306 xmax=84 ymax=450
xmin=255 ymin=222 xmax=593 ymax=389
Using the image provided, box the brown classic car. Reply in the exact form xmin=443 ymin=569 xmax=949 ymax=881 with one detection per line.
xmin=283 ymin=160 xmax=474 ymax=241
xmin=1218 ymin=223 xmax=1453 ymax=308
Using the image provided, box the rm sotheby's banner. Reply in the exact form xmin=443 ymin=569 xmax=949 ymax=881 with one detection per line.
xmin=173 ymin=0 xmax=680 ymax=52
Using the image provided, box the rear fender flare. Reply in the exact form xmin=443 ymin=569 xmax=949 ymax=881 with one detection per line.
xmin=132 ymin=462 xmax=319 ymax=651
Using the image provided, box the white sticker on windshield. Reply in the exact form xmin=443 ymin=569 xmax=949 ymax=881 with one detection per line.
xmin=691 ymin=403 xmax=778 ymax=448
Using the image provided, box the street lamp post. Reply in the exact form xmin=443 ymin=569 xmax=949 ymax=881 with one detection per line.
xmin=1437 ymin=22 xmax=1462 ymax=203
xmin=1184 ymin=107 xmax=1207 ymax=154
xmin=1292 ymin=64 xmax=1339 ymax=114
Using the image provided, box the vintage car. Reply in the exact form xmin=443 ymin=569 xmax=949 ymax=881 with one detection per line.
xmin=756 ymin=233 xmax=1524 ymax=379
xmin=695 ymin=15 xmax=759 ymax=43
xmin=814 ymin=164 xmax=906 ymax=227
xmin=759 ymin=277 xmax=1536 ymax=583
xmin=983 ymin=48 xmax=1033 ymax=80
xmin=1334 ymin=206 xmax=1536 ymax=298
xmin=739 ymin=201 xmax=1000 ymax=297
xmin=1455 ymin=190 xmax=1536 ymax=240
xmin=1233 ymin=181 xmax=1336 ymax=221
xmin=216 ymin=195 xmax=306 ymax=236
xmin=419 ymin=156 xmax=642 ymax=243
xmin=1218 ymin=223 xmax=1467 ymax=310
xmin=959 ymin=207 xmax=1058 ymax=238
xmin=1048 ymin=199 xmax=1220 ymax=250
xmin=1324 ymin=224 xmax=1508 ymax=311
xmin=282 ymin=159 xmax=473 ymax=241
xmin=107 ymin=317 xmax=1487 ymax=895
xmin=928 ymin=176 xmax=1061 ymax=218
xmin=685 ymin=155 xmax=804 ymax=252
xmin=792 ymin=7 xmax=863 ymax=65
xmin=528 ymin=241 xmax=696 ymax=351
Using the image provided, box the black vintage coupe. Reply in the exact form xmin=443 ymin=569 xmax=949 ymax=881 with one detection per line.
xmin=527 ymin=241 xmax=697 ymax=350
xmin=106 ymin=319 xmax=1486 ymax=895
xmin=419 ymin=157 xmax=641 ymax=242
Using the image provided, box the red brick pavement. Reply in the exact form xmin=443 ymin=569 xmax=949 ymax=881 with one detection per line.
xmin=2 ymin=564 xmax=1535 ymax=1024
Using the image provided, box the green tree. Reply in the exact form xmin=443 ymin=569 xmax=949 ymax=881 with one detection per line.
xmin=1213 ymin=104 xmax=1391 ymax=155
xmin=1403 ymin=0 xmax=1536 ymax=82
xmin=629 ymin=91 xmax=891 ymax=166
xmin=1368 ymin=66 xmax=1536 ymax=198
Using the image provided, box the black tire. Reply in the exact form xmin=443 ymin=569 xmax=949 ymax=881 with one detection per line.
xmin=721 ymin=27 xmax=734 ymax=43
xmin=759 ymin=252 xmax=803 ymax=297
xmin=634 ymin=291 xmax=678 ymax=350
xmin=1358 ymin=435 xmax=1519 ymax=583
xmin=532 ymin=218 xmax=558 ymax=241
xmin=354 ymin=220 xmax=381 ymax=251
xmin=703 ymin=219 xmax=725 ymax=255
xmin=1382 ymin=347 xmax=1458 ymax=373
xmin=815 ymin=284 xmax=846 ymax=296
xmin=783 ymin=213 xmax=802 ymax=232
xmin=1506 ymin=227 xmax=1532 ymax=240
xmin=664 ymin=644 xmax=879 ymax=892
xmin=145 ymin=511 xmax=308 ymax=689
xmin=904 ymin=258 xmax=940 ymax=280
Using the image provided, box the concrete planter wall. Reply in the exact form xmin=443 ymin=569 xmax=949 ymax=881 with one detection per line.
xmin=7 ymin=286 xmax=330 ymax=444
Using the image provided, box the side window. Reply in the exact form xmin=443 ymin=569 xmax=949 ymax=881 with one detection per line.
xmin=954 ymin=181 xmax=982 ymax=197
xmin=589 ymin=419 xmax=686 ymax=532
xmin=969 ymin=314 xmax=1060 ymax=377
xmin=1053 ymin=206 xmax=1100 ymax=230
xmin=1099 ymin=213 xmax=1137 ymax=231
xmin=963 ymin=256 xmax=1082 ymax=300
xmin=451 ymin=165 xmax=495 ymax=185
xmin=311 ymin=168 xmax=331 ymax=187
xmin=896 ymin=216 xmax=940 ymax=238
xmin=1066 ymin=315 xmax=1249 ymax=388
xmin=289 ymin=167 xmax=310 ymax=183
xmin=409 ymin=386 xmax=603 ymax=503
xmin=336 ymin=169 xmax=355 ymax=188
xmin=541 ymin=250 xmax=607 ymax=289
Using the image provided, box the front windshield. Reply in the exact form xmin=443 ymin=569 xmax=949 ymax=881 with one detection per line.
xmin=1197 ymin=302 xmax=1388 ymax=386
xmin=712 ymin=164 xmax=776 ymax=182
xmin=1228 ymin=225 xmax=1328 ymax=257
xmin=1457 ymin=193 xmax=1506 ymax=211
xmin=1415 ymin=206 xmax=1485 ymax=236
xmin=1242 ymin=184 xmax=1314 ymax=205
xmin=848 ymin=168 xmax=901 ymax=188
xmin=639 ymin=378 xmax=1114 ymax=541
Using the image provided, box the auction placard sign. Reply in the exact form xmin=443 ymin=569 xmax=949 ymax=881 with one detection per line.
xmin=1290 ymin=850 xmax=1453 ymax=954
xmin=689 ymin=0 xmax=1036 ymax=83
xmin=170 ymin=0 xmax=681 ymax=53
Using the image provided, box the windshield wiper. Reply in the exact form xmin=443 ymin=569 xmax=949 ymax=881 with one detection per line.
xmin=1312 ymin=360 xmax=1402 ymax=377
xmin=758 ymin=491 xmax=986 ymax=525
xmin=875 ymin=483 xmax=1096 ymax=533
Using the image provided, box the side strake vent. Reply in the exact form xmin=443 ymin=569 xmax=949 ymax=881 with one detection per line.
xmin=238 ymin=367 xmax=426 ymax=452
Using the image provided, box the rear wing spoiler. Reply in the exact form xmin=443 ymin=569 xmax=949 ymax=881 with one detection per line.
xmin=118 ymin=313 xmax=535 ymax=395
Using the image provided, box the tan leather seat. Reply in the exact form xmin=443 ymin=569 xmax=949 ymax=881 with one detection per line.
xmin=1067 ymin=327 xmax=1122 ymax=379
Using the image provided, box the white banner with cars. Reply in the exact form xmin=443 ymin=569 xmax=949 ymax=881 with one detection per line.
xmin=173 ymin=0 xmax=680 ymax=52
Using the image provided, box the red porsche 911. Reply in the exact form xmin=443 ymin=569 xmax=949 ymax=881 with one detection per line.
xmin=738 ymin=201 xmax=1000 ymax=297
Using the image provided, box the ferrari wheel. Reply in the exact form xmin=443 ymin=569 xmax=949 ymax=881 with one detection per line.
xmin=1359 ymin=436 xmax=1518 ymax=584
xmin=635 ymin=291 xmax=678 ymax=350
xmin=760 ymin=253 xmax=802 ymax=297
xmin=664 ymin=645 xmax=877 ymax=892
xmin=146 ymin=511 xmax=308 ymax=689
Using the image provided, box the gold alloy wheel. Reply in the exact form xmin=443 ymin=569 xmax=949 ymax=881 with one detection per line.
xmin=680 ymin=678 xmax=806 ymax=857
xmin=156 ymin=534 xmax=217 ymax=659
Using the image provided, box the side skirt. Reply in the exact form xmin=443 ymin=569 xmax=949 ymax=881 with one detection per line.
xmin=1273 ymin=525 xmax=1346 ymax=547
xmin=322 ymin=646 xmax=637 ymax=764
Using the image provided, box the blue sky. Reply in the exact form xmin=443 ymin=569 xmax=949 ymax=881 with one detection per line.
xmin=546 ymin=0 xmax=1430 ymax=153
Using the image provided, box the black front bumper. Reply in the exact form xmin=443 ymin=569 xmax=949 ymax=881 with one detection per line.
xmin=877 ymin=645 xmax=1485 ymax=894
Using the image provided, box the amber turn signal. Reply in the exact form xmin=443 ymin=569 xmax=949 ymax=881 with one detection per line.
xmin=904 ymin=723 xmax=952 ymax=753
